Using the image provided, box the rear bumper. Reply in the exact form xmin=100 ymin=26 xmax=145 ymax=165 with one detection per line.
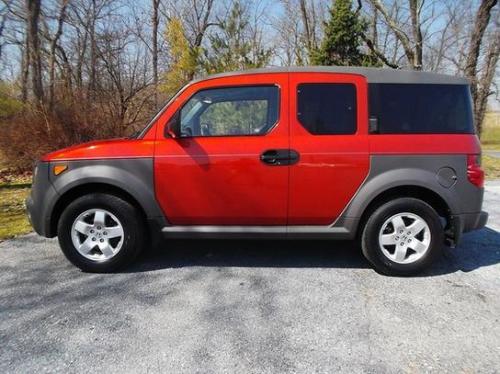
xmin=461 ymin=211 xmax=488 ymax=233
xmin=449 ymin=211 xmax=488 ymax=246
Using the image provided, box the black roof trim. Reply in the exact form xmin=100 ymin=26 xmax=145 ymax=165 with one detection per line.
xmin=192 ymin=66 xmax=469 ymax=85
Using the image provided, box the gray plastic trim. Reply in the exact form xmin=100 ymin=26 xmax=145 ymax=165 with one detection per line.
xmin=49 ymin=158 xmax=166 ymax=221
xmin=161 ymin=221 xmax=357 ymax=240
xmin=335 ymin=155 xmax=484 ymax=224
xmin=26 ymin=162 xmax=60 ymax=237
xmin=190 ymin=66 xmax=469 ymax=85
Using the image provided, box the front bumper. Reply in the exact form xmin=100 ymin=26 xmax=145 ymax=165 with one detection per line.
xmin=25 ymin=195 xmax=36 ymax=232
xmin=26 ymin=162 xmax=59 ymax=237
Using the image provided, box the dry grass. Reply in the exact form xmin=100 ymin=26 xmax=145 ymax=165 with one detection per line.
xmin=0 ymin=182 xmax=32 ymax=241
xmin=483 ymin=155 xmax=500 ymax=180
xmin=482 ymin=112 xmax=500 ymax=150
xmin=0 ymin=153 xmax=32 ymax=240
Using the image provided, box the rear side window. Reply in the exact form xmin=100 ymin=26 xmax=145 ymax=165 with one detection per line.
xmin=369 ymin=84 xmax=474 ymax=134
xmin=297 ymin=83 xmax=357 ymax=135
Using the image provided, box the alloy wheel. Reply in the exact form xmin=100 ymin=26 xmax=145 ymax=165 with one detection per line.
xmin=378 ymin=212 xmax=431 ymax=264
xmin=70 ymin=208 xmax=124 ymax=262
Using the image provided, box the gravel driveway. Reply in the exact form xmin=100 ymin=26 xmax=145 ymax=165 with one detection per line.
xmin=1 ymin=184 xmax=499 ymax=373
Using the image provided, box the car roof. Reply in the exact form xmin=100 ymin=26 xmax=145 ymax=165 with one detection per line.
xmin=193 ymin=66 xmax=469 ymax=85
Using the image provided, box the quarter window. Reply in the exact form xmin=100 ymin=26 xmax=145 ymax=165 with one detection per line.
xmin=297 ymin=83 xmax=357 ymax=135
xmin=368 ymin=84 xmax=474 ymax=134
xmin=179 ymin=86 xmax=279 ymax=137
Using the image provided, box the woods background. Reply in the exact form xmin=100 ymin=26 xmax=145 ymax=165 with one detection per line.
xmin=0 ymin=0 xmax=498 ymax=170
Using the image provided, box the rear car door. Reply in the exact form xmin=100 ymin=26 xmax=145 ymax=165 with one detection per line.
xmin=288 ymin=73 xmax=370 ymax=225
xmin=154 ymin=73 xmax=290 ymax=225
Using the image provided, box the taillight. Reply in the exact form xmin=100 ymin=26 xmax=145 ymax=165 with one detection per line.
xmin=467 ymin=154 xmax=484 ymax=188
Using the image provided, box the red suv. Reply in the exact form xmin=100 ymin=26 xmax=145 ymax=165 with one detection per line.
xmin=26 ymin=67 xmax=487 ymax=275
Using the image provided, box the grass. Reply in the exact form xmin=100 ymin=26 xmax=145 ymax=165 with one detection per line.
xmin=481 ymin=112 xmax=500 ymax=150
xmin=0 ymin=151 xmax=33 ymax=240
xmin=483 ymin=155 xmax=500 ymax=180
xmin=481 ymin=113 xmax=500 ymax=178
xmin=481 ymin=126 xmax=500 ymax=150
xmin=0 ymin=173 xmax=32 ymax=241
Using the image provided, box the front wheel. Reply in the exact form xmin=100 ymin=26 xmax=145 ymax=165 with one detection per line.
xmin=57 ymin=193 xmax=145 ymax=272
xmin=361 ymin=197 xmax=444 ymax=276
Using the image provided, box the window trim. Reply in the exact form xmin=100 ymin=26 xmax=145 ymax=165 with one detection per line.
xmin=167 ymin=84 xmax=281 ymax=139
xmin=296 ymin=82 xmax=358 ymax=136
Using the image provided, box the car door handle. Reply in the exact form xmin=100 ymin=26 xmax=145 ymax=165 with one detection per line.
xmin=260 ymin=150 xmax=281 ymax=164
xmin=260 ymin=149 xmax=300 ymax=166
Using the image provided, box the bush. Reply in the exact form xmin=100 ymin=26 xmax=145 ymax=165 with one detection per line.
xmin=0 ymin=87 xmax=156 ymax=171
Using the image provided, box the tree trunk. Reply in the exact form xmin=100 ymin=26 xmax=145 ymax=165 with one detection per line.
xmin=56 ymin=44 xmax=73 ymax=92
xmin=75 ymin=31 xmax=88 ymax=90
xmin=299 ymin=0 xmax=313 ymax=55
xmin=152 ymin=0 xmax=159 ymax=107
xmin=88 ymin=0 xmax=97 ymax=99
xmin=26 ymin=0 xmax=44 ymax=104
xmin=49 ymin=0 xmax=69 ymax=109
xmin=474 ymin=31 xmax=500 ymax=135
xmin=370 ymin=0 xmax=415 ymax=68
xmin=21 ymin=34 xmax=30 ymax=102
xmin=409 ymin=0 xmax=423 ymax=70
xmin=371 ymin=4 xmax=378 ymax=46
xmin=464 ymin=0 xmax=497 ymax=101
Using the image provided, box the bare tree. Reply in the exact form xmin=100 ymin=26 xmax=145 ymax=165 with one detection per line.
xmin=369 ymin=0 xmax=423 ymax=69
xmin=272 ymin=0 xmax=324 ymax=65
xmin=299 ymin=0 xmax=315 ymax=54
xmin=464 ymin=0 xmax=498 ymax=80
xmin=26 ymin=0 xmax=43 ymax=103
xmin=463 ymin=0 xmax=498 ymax=132
xmin=358 ymin=0 xmax=399 ymax=68
xmin=0 ymin=0 xmax=11 ymax=62
xmin=45 ymin=0 xmax=69 ymax=109
xmin=409 ymin=0 xmax=423 ymax=69
xmin=472 ymin=23 xmax=499 ymax=134
xmin=20 ymin=32 xmax=29 ymax=101
xmin=273 ymin=0 xmax=306 ymax=65
xmin=152 ymin=0 xmax=160 ymax=106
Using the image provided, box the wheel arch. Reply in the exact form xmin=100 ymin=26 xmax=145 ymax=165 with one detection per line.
xmin=45 ymin=159 xmax=167 ymax=237
xmin=337 ymin=164 xmax=458 ymax=228
xmin=49 ymin=182 xmax=148 ymax=237
xmin=355 ymin=185 xmax=452 ymax=238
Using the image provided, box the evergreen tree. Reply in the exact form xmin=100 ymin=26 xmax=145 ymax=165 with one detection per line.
xmin=312 ymin=0 xmax=378 ymax=66
xmin=161 ymin=18 xmax=200 ymax=97
xmin=204 ymin=1 xmax=271 ymax=74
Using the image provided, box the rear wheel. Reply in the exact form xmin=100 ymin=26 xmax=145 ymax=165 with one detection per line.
xmin=361 ymin=197 xmax=444 ymax=276
xmin=57 ymin=193 xmax=145 ymax=272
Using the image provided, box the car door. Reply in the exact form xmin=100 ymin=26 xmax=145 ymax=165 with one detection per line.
xmin=288 ymin=72 xmax=370 ymax=225
xmin=154 ymin=73 xmax=290 ymax=225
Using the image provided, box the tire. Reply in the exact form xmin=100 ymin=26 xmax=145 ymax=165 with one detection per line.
xmin=361 ymin=197 xmax=444 ymax=276
xmin=57 ymin=193 xmax=145 ymax=273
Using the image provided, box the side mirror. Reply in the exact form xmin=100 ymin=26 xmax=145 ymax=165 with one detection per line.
xmin=165 ymin=111 xmax=181 ymax=138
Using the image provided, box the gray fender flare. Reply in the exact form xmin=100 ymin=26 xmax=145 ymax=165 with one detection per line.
xmin=341 ymin=167 xmax=459 ymax=220
xmin=49 ymin=158 xmax=164 ymax=220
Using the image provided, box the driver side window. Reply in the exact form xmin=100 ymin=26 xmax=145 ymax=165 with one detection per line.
xmin=179 ymin=85 xmax=279 ymax=137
